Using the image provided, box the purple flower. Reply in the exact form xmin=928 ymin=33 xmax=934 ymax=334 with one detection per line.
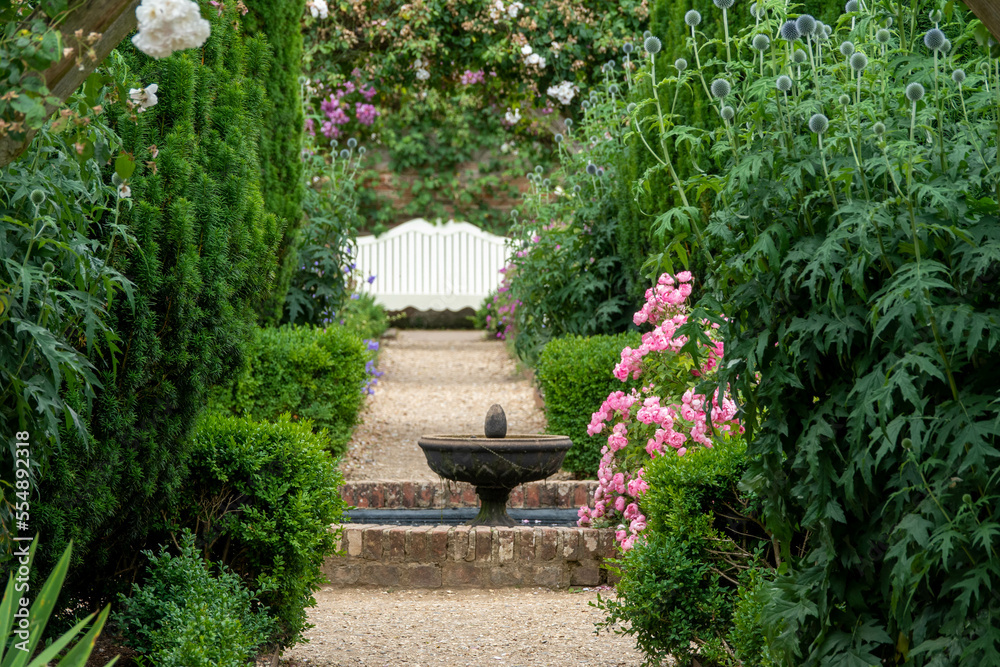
xmin=355 ymin=102 xmax=380 ymax=125
xmin=351 ymin=293 xmax=360 ymax=300
xmin=367 ymin=274 xmax=376 ymax=284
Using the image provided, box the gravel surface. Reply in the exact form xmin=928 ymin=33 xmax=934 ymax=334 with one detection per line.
xmin=291 ymin=330 xmax=641 ymax=666
xmin=340 ymin=330 xmax=548 ymax=481
xmin=280 ymin=587 xmax=642 ymax=667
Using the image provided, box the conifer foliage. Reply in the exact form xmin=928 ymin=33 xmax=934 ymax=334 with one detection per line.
xmin=35 ymin=8 xmax=281 ymax=597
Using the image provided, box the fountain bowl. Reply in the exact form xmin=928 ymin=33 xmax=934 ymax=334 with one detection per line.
xmin=417 ymin=434 xmax=572 ymax=526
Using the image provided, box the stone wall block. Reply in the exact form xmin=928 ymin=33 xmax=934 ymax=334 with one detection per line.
xmin=562 ymin=528 xmax=581 ymax=561
xmin=497 ymin=528 xmax=515 ymax=563
xmin=406 ymin=564 xmax=442 ymax=588
xmin=406 ymin=525 xmax=432 ymax=561
xmin=475 ymin=526 xmax=492 ymax=561
xmin=570 ymin=562 xmax=601 ymax=587
xmin=362 ymin=527 xmax=384 ymax=560
xmin=430 ymin=526 xmax=450 ymax=561
xmin=537 ymin=527 xmax=558 ymax=561
xmin=516 ymin=527 xmax=536 ymax=561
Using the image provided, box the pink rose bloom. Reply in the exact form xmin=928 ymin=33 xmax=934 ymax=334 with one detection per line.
xmin=676 ymin=271 xmax=692 ymax=282
xmin=614 ymin=495 xmax=626 ymax=513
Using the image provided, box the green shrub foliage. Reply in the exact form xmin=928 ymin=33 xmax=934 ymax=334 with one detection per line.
xmin=535 ymin=333 xmax=641 ymax=475
xmin=241 ymin=0 xmax=307 ymax=324
xmin=209 ymin=324 xmax=367 ymax=455
xmin=32 ymin=9 xmax=281 ymax=598
xmin=174 ymin=413 xmax=346 ymax=647
xmin=115 ymin=532 xmax=278 ymax=666
xmin=596 ymin=438 xmax=774 ymax=666
xmin=624 ymin=1 xmax=1000 ymax=663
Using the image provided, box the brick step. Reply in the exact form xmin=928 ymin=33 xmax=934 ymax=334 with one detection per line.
xmin=340 ymin=480 xmax=597 ymax=509
xmin=324 ymin=524 xmax=619 ymax=590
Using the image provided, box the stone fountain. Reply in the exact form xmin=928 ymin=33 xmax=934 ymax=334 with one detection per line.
xmin=417 ymin=405 xmax=572 ymax=526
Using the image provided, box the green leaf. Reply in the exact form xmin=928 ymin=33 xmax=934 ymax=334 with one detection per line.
xmin=114 ymin=153 xmax=136 ymax=181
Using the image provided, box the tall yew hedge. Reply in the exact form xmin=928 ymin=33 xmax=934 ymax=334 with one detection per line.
xmin=34 ymin=5 xmax=283 ymax=599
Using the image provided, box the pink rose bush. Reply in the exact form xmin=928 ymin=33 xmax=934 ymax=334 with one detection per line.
xmin=577 ymin=272 xmax=742 ymax=550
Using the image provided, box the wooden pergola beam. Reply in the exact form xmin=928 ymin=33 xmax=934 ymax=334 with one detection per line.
xmin=963 ymin=0 xmax=1000 ymax=40
xmin=0 ymin=0 xmax=139 ymax=168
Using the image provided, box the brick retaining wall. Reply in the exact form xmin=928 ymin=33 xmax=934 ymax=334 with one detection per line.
xmin=340 ymin=480 xmax=597 ymax=509
xmin=324 ymin=524 xmax=619 ymax=589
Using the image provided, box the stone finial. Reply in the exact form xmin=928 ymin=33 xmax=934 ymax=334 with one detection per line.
xmin=484 ymin=404 xmax=507 ymax=438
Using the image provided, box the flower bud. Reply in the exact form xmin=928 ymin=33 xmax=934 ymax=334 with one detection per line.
xmin=42 ymin=261 xmax=55 ymax=274
xmin=675 ymin=57 xmax=688 ymax=71
xmin=30 ymin=189 xmax=46 ymax=206
xmin=713 ymin=0 xmax=734 ymax=8
xmin=792 ymin=49 xmax=807 ymax=64
xmin=627 ymin=102 xmax=637 ymax=113
xmin=340 ymin=149 xmax=350 ymax=159
xmin=839 ymin=94 xmax=851 ymax=106
xmin=555 ymin=133 xmax=564 ymax=143
xmin=780 ymin=20 xmax=800 ymax=41
xmin=644 ymin=35 xmax=662 ymax=54
xmin=808 ymin=113 xmax=829 ymax=134
xmin=623 ymin=43 xmax=634 ymax=54
xmin=873 ymin=121 xmax=885 ymax=135
xmin=796 ymin=14 xmax=816 ymax=37
xmin=750 ymin=2 xmax=762 ymax=18
xmin=905 ymin=82 xmax=925 ymax=102
xmin=753 ymin=34 xmax=770 ymax=51
xmin=876 ymin=29 xmax=891 ymax=44
xmin=962 ymin=493 xmax=972 ymax=504
xmin=586 ymin=163 xmax=597 ymax=175
xmin=776 ymin=75 xmax=793 ymax=92
xmin=720 ymin=105 xmax=735 ymax=121
xmin=952 ymin=69 xmax=966 ymax=84
xmin=840 ymin=40 xmax=855 ymax=56
xmin=845 ymin=0 xmax=859 ymax=12
xmin=850 ymin=51 xmax=868 ymax=71
xmin=535 ymin=165 xmax=544 ymax=174
xmin=929 ymin=9 xmax=942 ymax=23
xmin=347 ymin=137 xmax=358 ymax=148
xmin=710 ymin=78 xmax=731 ymax=99
xmin=685 ymin=10 xmax=701 ymax=27
xmin=924 ymin=28 xmax=946 ymax=51
xmin=565 ymin=118 xmax=573 ymax=128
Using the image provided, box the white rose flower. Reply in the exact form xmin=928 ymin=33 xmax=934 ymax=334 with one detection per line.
xmin=546 ymin=80 xmax=577 ymax=105
xmin=307 ymin=0 xmax=328 ymax=18
xmin=537 ymin=56 xmax=546 ymax=68
xmin=525 ymin=53 xmax=539 ymax=65
xmin=132 ymin=0 xmax=211 ymax=60
xmin=521 ymin=44 xmax=533 ymax=56
xmin=129 ymin=83 xmax=159 ymax=112
xmin=416 ymin=67 xmax=430 ymax=81
xmin=414 ymin=58 xmax=424 ymax=68
xmin=508 ymin=1 xmax=523 ymax=17
xmin=504 ymin=108 xmax=521 ymax=124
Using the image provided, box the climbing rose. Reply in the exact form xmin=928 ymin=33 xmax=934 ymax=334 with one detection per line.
xmin=306 ymin=0 xmax=328 ymax=18
xmin=132 ymin=0 xmax=210 ymax=60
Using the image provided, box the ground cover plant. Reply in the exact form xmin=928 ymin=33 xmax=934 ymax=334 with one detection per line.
xmin=615 ymin=0 xmax=1000 ymax=663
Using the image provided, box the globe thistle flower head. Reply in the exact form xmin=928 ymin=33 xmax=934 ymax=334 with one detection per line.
xmin=340 ymin=149 xmax=350 ymax=159
xmin=348 ymin=137 xmax=358 ymax=148
xmin=780 ymin=21 xmax=800 ymax=41
xmin=42 ymin=261 xmax=55 ymax=274
xmin=823 ymin=23 xmax=833 ymax=37
xmin=685 ymin=9 xmax=702 ymax=27
xmin=535 ymin=165 xmax=544 ymax=174
xmin=873 ymin=121 xmax=886 ymax=136
xmin=596 ymin=168 xmax=605 ymax=177
xmin=644 ymin=35 xmax=662 ymax=54
xmin=845 ymin=0 xmax=859 ymax=12
xmin=905 ymin=82 xmax=925 ymax=102
xmin=623 ymin=43 xmax=634 ymax=54
xmin=590 ymin=91 xmax=599 ymax=101
xmin=358 ymin=146 xmax=366 ymax=155
xmin=796 ymin=14 xmax=817 ymax=37
xmin=720 ymin=105 xmax=735 ymax=121
xmin=941 ymin=39 xmax=951 ymax=54
xmin=792 ymin=49 xmax=807 ymax=64
xmin=112 ymin=173 xmax=123 ymax=186
xmin=952 ymin=68 xmax=966 ymax=84
xmin=675 ymin=57 xmax=688 ymax=71
xmin=573 ymin=184 xmax=581 ymax=193
xmin=776 ymin=75 xmax=793 ymax=92
xmin=839 ymin=93 xmax=851 ymax=106
xmin=808 ymin=113 xmax=829 ymax=134
xmin=710 ymin=78 xmax=731 ymax=98
xmin=511 ymin=209 xmax=519 ymax=218
xmin=750 ymin=2 xmax=762 ymax=18
xmin=586 ymin=163 xmax=598 ymax=175
xmin=814 ymin=23 xmax=828 ymax=41
xmin=543 ymin=178 xmax=551 ymax=187
xmin=609 ymin=84 xmax=620 ymax=95
xmin=29 ymin=189 xmax=46 ymax=206
xmin=627 ymin=102 xmax=637 ymax=113
xmin=331 ymin=139 xmax=339 ymax=148
xmin=753 ymin=34 xmax=770 ymax=51
xmin=850 ymin=51 xmax=868 ymax=71
xmin=564 ymin=118 xmax=573 ymax=127
xmin=876 ymin=29 xmax=891 ymax=44
xmin=840 ymin=40 xmax=855 ymax=56
xmin=713 ymin=0 xmax=734 ymax=9
xmin=643 ymin=30 xmax=652 ymax=39
xmin=582 ymin=100 xmax=591 ymax=110
xmin=555 ymin=133 xmax=564 ymax=143
xmin=929 ymin=9 xmax=942 ymax=23
xmin=924 ymin=28 xmax=945 ymax=51
xmin=885 ymin=16 xmax=893 ymax=27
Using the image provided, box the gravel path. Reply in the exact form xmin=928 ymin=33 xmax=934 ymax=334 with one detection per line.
xmin=280 ymin=588 xmax=642 ymax=667
xmin=339 ymin=330 xmax=548 ymax=481
xmin=283 ymin=330 xmax=642 ymax=667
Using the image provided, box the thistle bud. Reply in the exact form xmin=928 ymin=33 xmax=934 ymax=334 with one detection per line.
xmin=543 ymin=178 xmax=551 ymax=187
xmin=876 ymin=29 xmax=891 ymax=44
xmin=586 ymin=163 xmax=597 ymax=175
xmin=796 ymin=14 xmax=817 ymax=37
xmin=750 ymin=2 xmax=762 ymax=18
xmin=753 ymin=34 xmax=770 ymax=51
xmin=623 ymin=43 xmax=634 ymax=54
xmin=710 ymin=78 xmax=731 ymax=99
xmin=905 ymin=82 xmax=925 ymax=102
xmin=840 ymin=41 xmax=855 ymax=56
xmin=582 ymin=101 xmax=591 ymax=110
xmin=30 ymin=189 xmax=46 ymax=206
xmin=929 ymin=9 xmax=942 ymax=23
xmin=924 ymin=28 xmax=946 ymax=52
xmin=952 ymin=69 xmax=966 ymax=84
xmin=873 ymin=121 xmax=885 ymax=135
xmin=643 ymin=30 xmax=652 ymax=39
xmin=839 ymin=94 xmax=851 ymax=106
xmin=609 ymin=84 xmax=620 ymax=94
xmin=535 ymin=165 xmax=544 ymax=174
xmin=776 ymin=75 xmax=793 ymax=92
xmin=627 ymin=102 xmax=637 ymax=113
xmin=780 ymin=21 xmax=800 ymax=41
xmin=565 ymin=119 xmax=573 ymax=128
xmin=511 ymin=209 xmax=519 ymax=218
xmin=42 ymin=261 xmax=55 ymax=274
xmin=845 ymin=0 xmax=859 ymax=12
xmin=713 ymin=0 xmax=734 ymax=8
xmin=348 ymin=137 xmax=358 ymax=148
xmin=808 ymin=113 xmax=829 ymax=134
xmin=850 ymin=51 xmax=868 ymax=71
xmin=340 ymin=149 xmax=350 ymax=159
xmin=685 ymin=10 xmax=702 ymax=27
xmin=358 ymin=146 xmax=366 ymax=155
xmin=792 ymin=49 xmax=807 ymax=64
xmin=555 ymin=133 xmax=564 ymax=143
xmin=644 ymin=36 xmax=662 ymax=54
xmin=720 ymin=105 xmax=735 ymax=121
xmin=675 ymin=57 xmax=688 ymax=71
